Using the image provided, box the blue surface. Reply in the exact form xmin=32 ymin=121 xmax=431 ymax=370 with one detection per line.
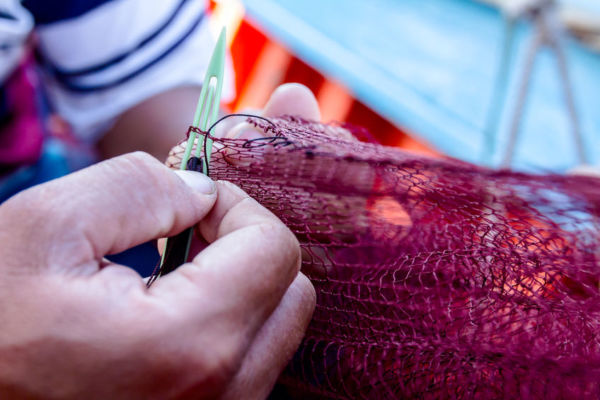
xmin=107 ymin=242 xmax=159 ymax=277
xmin=243 ymin=0 xmax=600 ymax=171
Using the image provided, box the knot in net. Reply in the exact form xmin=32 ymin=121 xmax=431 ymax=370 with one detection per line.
xmin=167 ymin=116 xmax=600 ymax=399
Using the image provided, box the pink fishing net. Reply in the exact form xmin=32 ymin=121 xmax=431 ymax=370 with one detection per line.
xmin=167 ymin=116 xmax=600 ymax=399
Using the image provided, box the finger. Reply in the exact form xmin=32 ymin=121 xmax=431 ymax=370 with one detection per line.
xmin=568 ymin=165 xmax=600 ymax=177
xmin=0 ymin=152 xmax=217 ymax=271
xmin=221 ymin=273 xmax=316 ymax=400
xmin=260 ymin=83 xmax=359 ymax=141
xmin=149 ymin=181 xmax=301 ymax=345
xmin=263 ymin=83 xmax=321 ymax=120
xmin=226 ymin=83 xmax=321 ymax=140
xmin=211 ymin=107 xmax=262 ymax=139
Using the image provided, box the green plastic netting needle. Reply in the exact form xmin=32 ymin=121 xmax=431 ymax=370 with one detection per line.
xmin=182 ymin=26 xmax=227 ymax=175
xmin=154 ymin=27 xmax=227 ymax=281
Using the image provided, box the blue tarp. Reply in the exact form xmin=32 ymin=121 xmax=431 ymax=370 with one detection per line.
xmin=244 ymin=0 xmax=600 ymax=172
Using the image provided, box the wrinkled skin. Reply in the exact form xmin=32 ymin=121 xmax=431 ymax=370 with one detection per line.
xmin=0 ymin=84 xmax=321 ymax=399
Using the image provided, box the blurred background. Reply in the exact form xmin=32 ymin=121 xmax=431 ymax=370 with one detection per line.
xmin=211 ymin=0 xmax=600 ymax=172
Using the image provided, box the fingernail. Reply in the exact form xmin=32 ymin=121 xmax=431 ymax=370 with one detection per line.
xmin=235 ymin=129 xmax=264 ymax=141
xmin=175 ymin=170 xmax=216 ymax=194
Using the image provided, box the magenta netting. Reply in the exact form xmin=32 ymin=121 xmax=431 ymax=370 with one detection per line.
xmin=167 ymin=116 xmax=600 ymax=399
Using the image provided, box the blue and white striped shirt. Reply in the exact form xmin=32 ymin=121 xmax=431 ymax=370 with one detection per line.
xmin=0 ymin=0 xmax=233 ymax=141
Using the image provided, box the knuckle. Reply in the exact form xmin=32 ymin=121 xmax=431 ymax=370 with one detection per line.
xmin=113 ymin=152 xmax=178 ymax=196
xmin=198 ymin=342 xmax=240 ymax=389
xmin=113 ymin=152 xmax=167 ymax=182
xmin=259 ymin=221 xmax=302 ymax=275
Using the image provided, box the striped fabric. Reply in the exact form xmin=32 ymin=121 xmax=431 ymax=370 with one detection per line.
xmin=0 ymin=0 xmax=233 ymax=142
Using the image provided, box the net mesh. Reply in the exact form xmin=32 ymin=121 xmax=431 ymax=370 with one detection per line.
xmin=167 ymin=116 xmax=600 ymax=399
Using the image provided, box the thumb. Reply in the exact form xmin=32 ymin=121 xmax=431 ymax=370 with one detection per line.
xmin=0 ymin=152 xmax=217 ymax=273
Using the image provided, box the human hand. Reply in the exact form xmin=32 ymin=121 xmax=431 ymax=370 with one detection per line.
xmin=164 ymin=82 xmax=381 ymax=279
xmin=0 ymin=152 xmax=315 ymax=399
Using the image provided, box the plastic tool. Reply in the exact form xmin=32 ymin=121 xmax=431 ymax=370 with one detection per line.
xmin=150 ymin=27 xmax=227 ymax=283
